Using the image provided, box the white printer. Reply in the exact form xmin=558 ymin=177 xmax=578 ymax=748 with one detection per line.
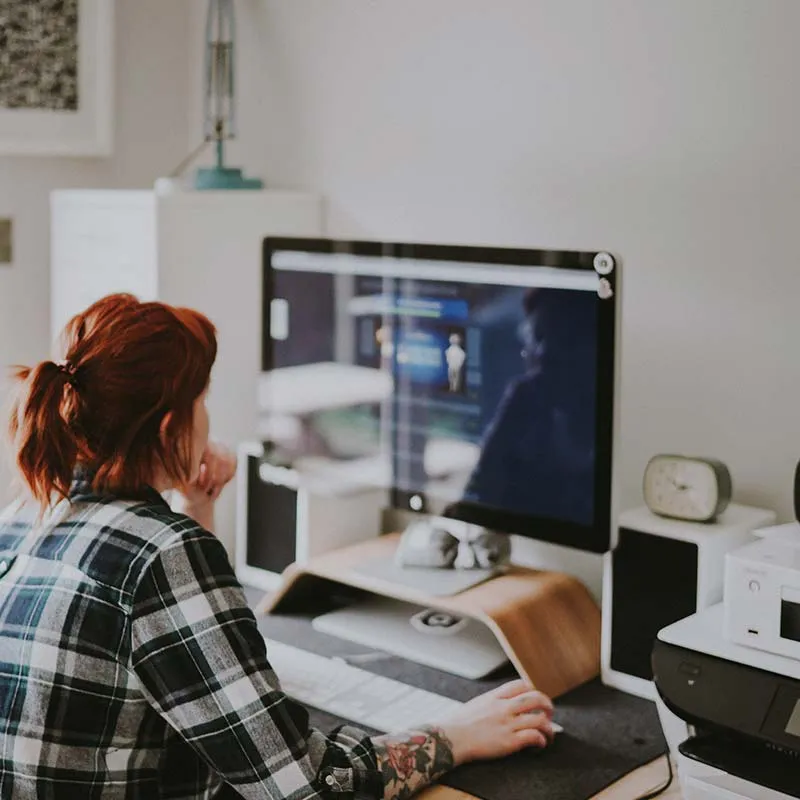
xmin=650 ymin=484 xmax=800 ymax=798
xmin=655 ymin=527 xmax=800 ymax=800
xmin=654 ymin=603 xmax=800 ymax=799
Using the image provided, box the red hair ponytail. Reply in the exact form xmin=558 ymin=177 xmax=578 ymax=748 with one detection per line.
xmin=8 ymin=293 xmax=217 ymax=507
xmin=9 ymin=362 xmax=81 ymax=505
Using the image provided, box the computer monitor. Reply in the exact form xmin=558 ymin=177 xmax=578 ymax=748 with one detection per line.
xmin=258 ymin=237 xmax=618 ymax=555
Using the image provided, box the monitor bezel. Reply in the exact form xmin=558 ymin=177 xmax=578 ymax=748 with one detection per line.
xmin=263 ymin=236 xmax=618 ymax=554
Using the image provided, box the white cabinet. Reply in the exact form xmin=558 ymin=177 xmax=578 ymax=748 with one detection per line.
xmin=51 ymin=189 xmax=324 ymax=556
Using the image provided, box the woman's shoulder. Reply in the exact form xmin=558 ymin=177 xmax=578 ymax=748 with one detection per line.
xmin=105 ymin=495 xmax=223 ymax=568
xmin=0 ymin=493 xmax=214 ymax=607
xmin=0 ymin=498 xmax=35 ymax=550
xmin=120 ymin=493 xmax=212 ymax=546
xmin=64 ymin=494 xmax=219 ymax=604
xmin=119 ymin=497 xmax=235 ymax=584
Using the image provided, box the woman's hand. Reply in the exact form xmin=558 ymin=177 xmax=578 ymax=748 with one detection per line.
xmin=189 ymin=442 xmax=237 ymax=503
xmin=173 ymin=442 xmax=237 ymax=532
xmin=373 ymin=680 xmax=554 ymax=800
xmin=438 ymin=679 xmax=554 ymax=765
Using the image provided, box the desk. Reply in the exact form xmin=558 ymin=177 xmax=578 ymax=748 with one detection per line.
xmin=422 ymin=756 xmax=682 ymax=799
xmin=248 ymin=585 xmax=672 ymax=800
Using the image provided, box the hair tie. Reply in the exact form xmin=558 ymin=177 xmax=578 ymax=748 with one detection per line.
xmin=55 ymin=360 xmax=78 ymax=385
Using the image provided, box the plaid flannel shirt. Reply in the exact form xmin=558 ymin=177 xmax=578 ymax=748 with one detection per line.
xmin=0 ymin=474 xmax=383 ymax=799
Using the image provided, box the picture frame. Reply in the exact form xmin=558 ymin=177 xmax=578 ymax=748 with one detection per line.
xmin=0 ymin=0 xmax=114 ymax=157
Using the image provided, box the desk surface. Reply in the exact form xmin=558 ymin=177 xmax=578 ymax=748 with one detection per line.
xmin=246 ymin=586 xmax=674 ymax=800
xmin=422 ymin=756 xmax=681 ymax=799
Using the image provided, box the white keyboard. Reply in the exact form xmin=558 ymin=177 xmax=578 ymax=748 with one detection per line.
xmin=266 ymin=640 xmax=562 ymax=734
xmin=267 ymin=640 xmax=462 ymax=731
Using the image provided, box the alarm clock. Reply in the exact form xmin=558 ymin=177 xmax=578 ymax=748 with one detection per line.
xmin=643 ymin=454 xmax=732 ymax=523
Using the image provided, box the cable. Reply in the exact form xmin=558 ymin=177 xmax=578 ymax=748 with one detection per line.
xmin=166 ymin=139 xmax=211 ymax=178
xmin=634 ymin=750 xmax=674 ymax=800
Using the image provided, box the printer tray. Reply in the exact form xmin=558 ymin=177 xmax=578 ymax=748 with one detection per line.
xmin=679 ymin=733 xmax=800 ymax=798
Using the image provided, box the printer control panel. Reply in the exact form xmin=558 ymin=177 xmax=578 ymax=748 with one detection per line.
xmin=760 ymin=683 xmax=800 ymax=751
xmin=653 ymin=638 xmax=800 ymax=754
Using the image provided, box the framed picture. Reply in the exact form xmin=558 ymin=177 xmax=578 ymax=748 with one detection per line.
xmin=0 ymin=0 xmax=114 ymax=156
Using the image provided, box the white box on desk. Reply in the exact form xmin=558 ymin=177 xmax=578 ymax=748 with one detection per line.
xmin=602 ymin=504 xmax=776 ymax=700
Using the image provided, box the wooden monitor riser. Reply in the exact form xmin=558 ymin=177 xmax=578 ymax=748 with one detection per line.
xmin=257 ymin=532 xmax=601 ymax=699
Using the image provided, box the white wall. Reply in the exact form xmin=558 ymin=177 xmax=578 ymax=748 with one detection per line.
xmin=192 ymin=0 xmax=800 ymax=595
xmin=0 ymin=0 xmax=194 ymax=502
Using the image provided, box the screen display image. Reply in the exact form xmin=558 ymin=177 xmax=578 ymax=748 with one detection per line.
xmin=261 ymin=240 xmax=617 ymax=552
xmin=382 ymin=278 xmax=599 ymax=527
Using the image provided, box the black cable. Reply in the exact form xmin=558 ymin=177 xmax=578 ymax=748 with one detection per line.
xmin=634 ymin=750 xmax=674 ymax=800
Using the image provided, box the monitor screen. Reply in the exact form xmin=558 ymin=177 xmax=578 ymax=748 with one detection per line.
xmin=261 ymin=238 xmax=617 ymax=553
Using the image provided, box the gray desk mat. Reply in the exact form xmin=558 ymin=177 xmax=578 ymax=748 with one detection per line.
xmin=253 ymin=608 xmax=668 ymax=800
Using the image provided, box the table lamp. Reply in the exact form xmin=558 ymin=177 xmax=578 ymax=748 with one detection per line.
xmin=194 ymin=0 xmax=263 ymax=190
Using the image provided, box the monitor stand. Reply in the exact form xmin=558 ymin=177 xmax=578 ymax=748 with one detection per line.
xmin=349 ymin=515 xmax=509 ymax=597
xmin=258 ymin=533 xmax=602 ymax=699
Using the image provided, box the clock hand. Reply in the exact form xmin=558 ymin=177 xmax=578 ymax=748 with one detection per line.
xmin=668 ymin=476 xmax=689 ymax=491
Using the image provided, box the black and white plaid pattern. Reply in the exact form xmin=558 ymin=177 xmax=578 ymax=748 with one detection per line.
xmin=0 ymin=473 xmax=382 ymax=799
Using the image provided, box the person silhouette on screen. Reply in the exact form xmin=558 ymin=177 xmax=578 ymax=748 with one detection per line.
xmin=459 ymin=288 xmax=597 ymax=525
xmin=445 ymin=332 xmax=466 ymax=392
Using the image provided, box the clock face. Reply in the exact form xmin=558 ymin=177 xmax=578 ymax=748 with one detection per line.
xmin=643 ymin=456 xmax=719 ymax=521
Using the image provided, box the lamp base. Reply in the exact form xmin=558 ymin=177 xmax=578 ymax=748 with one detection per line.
xmin=194 ymin=166 xmax=263 ymax=191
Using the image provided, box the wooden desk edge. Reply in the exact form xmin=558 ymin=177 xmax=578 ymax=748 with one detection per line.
xmin=420 ymin=755 xmax=680 ymax=800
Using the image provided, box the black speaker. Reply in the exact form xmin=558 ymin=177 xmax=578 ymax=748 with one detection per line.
xmin=794 ymin=459 xmax=800 ymax=521
xmin=602 ymin=505 xmax=774 ymax=698
xmin=234 ymin=442 xmax=387 ymax=591
xmin=610 ymin=527 xmax=697 ymax=677
xmin=242 ymin=453 xmax=298 ymax=579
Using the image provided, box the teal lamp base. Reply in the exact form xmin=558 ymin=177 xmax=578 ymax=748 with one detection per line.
xmin=194 ymin=166 xmax=263 ymax=190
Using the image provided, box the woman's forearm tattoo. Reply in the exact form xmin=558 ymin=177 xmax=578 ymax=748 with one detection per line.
xmin=373 ymin=725 xmax=456 ymax=800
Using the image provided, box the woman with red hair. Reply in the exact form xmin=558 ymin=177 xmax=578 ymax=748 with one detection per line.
xmin=0 ymin=294 xmax=553 ymax=799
